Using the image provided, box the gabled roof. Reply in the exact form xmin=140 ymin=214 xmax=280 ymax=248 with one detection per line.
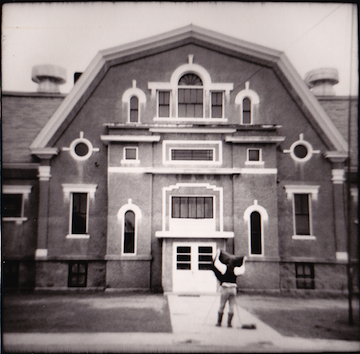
xmin=30 ymin=24 xmax=348 ymax=152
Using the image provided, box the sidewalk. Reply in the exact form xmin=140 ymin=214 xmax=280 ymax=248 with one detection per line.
xmin=3 ymin=294 xmax=360 ymax=353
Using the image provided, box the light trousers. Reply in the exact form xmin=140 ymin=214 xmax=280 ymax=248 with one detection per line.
xmin=218 ymin=285 xmax=237 ymax=314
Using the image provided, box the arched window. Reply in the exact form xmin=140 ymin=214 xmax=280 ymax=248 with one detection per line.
xmin=124 ymin=210 xmax=135 ymax=253
xmin=178 ymin=73 xmax=203 ymax=118
xmin=130 ymin=96 xmax=139 ymax=123
xmin=242 ymin=97 xmax=251 ymax=124
xmin=250 ymin=211 xmax=262 ymax=255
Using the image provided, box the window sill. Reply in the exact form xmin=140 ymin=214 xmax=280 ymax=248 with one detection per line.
xmin=66 ymin=234 xmax=90 ymax=239
xmin=2 ymin=217 xmax=28 ymax=224
xmin=292 ymin=235 xmax=316 ymax=240
xmin=120 ymin=159 xmax=140 ymax=165
xmin=245 ymin=161 xmax=264 ymax=166
xmin=153 ymin=117 xmax=228 ymax=123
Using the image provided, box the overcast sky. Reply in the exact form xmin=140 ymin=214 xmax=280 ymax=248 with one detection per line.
xmin=1 ymin=2 xmax=358 ymax=95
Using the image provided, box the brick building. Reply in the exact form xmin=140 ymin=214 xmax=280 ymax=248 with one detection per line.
xmin=2 ymin=25 xmax=358 ymax=294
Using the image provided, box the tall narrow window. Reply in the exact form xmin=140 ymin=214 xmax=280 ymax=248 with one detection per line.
xmin=124 ymin=210 xmax=135 ymax=254
xmin=242 ymin=97 xmax=251 ymax=124
xmin=294 ymin=194 xmax=310 ymax=235
xmin=211 ymin=92 xmax=223 ymax=118
xmin=250 ymin=212 xmax=262 ymax=255
xmin=130 ymin=96 xmax=139 ymax=122
xmin=178 ymin=74 xmax=203 ymax=118
xmin=3 ymin=260 xmax=19 ymax=288
xmin=158 ymin=91 xmax=170 ymax=117
xmin=72 ymin=193 xmax=88 ymax=234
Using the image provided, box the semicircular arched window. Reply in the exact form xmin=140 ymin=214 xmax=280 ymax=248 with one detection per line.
xmin=178 ymin=73 xmax=203 ymax=118
xmin=242 ymin=97 xmax=251 ymax=124
xmin=124 ymin=210 xmax=135 ymax=254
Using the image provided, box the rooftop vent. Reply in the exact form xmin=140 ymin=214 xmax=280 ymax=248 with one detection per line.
xmin=304 ymin=68 xmax=339 ymax=96
xmin=32 ymin=64 xmax=66 ymax=93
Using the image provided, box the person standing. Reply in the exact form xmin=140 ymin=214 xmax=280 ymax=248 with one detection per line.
xmin=212 ymin=249 xmax=247 ymax=327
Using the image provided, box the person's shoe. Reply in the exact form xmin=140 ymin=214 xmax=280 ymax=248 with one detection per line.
xmin=216 ymin=312 xmax=223 ymax=327
xmin=227 ymin=313 xmax=234 ymax=327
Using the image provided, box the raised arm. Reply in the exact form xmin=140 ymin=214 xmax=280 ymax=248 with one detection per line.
xmin=234 ymin=256 xmax=247 ymax=276
xmin=214 ymin=249 xmax=227 ymax=275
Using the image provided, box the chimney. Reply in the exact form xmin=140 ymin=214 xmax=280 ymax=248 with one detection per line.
xmin=32 ymin=64 xmax=66 ymax=93
xmin=304 ymin=68 xmax=339 ymax=96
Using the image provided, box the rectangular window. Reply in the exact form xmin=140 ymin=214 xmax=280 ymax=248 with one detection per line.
xmin=68 ymin=262 xmax=87 ymax=287
xmin=198 ymin=246 xmax=213 ymax=270
xmin=178 ymin=88 xmax=203 ymax=118
xmin=172 ymin=197 xmax=213 ymax=219
xmin=295 ymin=263 xmax=315 ymax=289
xmin=71 ymin=193 xmax=88 ymax=234
xmin=294 ymin=194 xmax=310 ymax=235
xmin=176 ymin=246 xmax=191 ymax=270
xmin=211 ymin=92 xmax=223 ymax=118
xmin=125 ymin=147 xmax=137 ymax=160
xmin=248 ymin=149 xmax=260 ymax=162
xmin=3 ymin=260 xmax=19 ymax=288
xmin=2 ymin=194 xmax=22 ymax=217
xmin=158 ymin=91 xmax=170 ymax=117
xmin=171 ymin=149 xmax=213 ymax=161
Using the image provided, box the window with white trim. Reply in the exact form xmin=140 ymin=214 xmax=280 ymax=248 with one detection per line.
xmin=129 ymin=96 xmax=139 ymax=123
xmin=178 ymin=74 xmax=203 ymax=118
xmin=158 ymin=91 xmax=170 ymax=117
xmin=2 ymin=185 xmax=32 ymax=223
xmin=121 ymin=146 xmax=139 ymax=164
xmin=124 ymin=210 xmax=135 ymax=254
xmin=71 ymin=193 xmax=88 ymax=235
xmin=250 ymin=211 xmax=262 ymax=255
xmin=242 ymin=97 xmax=251 ymax=124
xmin=246 ymin=148 xmax=263 ymax=165
xmin=294 ymin=194 xmax=311 ymax=236
xmin=172 ymin=197 xmax=213 ymax=219
xmin=62 ymin=184 xmax=97 ymax=238
xmin=211 ymin=92 xmax=223 ymax=118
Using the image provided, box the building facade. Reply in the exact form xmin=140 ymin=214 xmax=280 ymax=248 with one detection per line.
xmin=2 ymin=26 xmax=358 ymax=294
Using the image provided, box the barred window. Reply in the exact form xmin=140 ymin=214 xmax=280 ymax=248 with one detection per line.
xmin=68 ymin=262 xmax=87 ymax=287
xmin=171 ymin=149 xmax=213 ymax=161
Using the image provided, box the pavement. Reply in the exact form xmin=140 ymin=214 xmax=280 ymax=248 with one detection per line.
xmin=3 ymin=293 xmax=360 ymax=353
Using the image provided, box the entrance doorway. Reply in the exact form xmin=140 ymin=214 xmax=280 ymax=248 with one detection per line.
xmin=173 ymin=242 xmax=217 ymax=293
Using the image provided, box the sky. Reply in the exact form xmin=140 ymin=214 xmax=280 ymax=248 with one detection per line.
xmin=1 ymin=2 xmax=358 ymax=96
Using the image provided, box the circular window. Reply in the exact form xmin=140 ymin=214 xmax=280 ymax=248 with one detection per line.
xmin=289 ymin=139 xmax=313 ymax=162
xmin=69 ymin=138 xmax=93 ymax=161
xmin=74 ymin=142 xmax=89 ymax=157
xmin=293 ymin=144 xmax=308 ymax=159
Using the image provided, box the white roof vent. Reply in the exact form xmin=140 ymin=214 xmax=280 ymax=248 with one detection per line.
xmin=32 ymin=64 xmax=66 ymax=93
xmin=304 ymin=68 xmax=339 ymax=96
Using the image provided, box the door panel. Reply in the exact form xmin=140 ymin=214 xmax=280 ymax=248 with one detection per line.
xmin=173 ymin=242 xmax=217 ymax=293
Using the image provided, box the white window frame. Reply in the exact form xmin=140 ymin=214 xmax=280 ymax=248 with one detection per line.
xmin=62 ymin=184 xmax=97 ymax=239
xmin=235 ymin=81 xmax=260 ymax=125
xmin=245 ymin=148 xmax=264 ymax=166
xmin=244 ymin=201 xmax=268 ymax=257
xmin=284 ymin=185 xmax=319 ymax=240
xmin=121 ymin=146 xmax=140 ymax=165
xmin=157 ymin=90 xmax=171 ymax=118
xmin=117 ymin=199 xmax=141 ymax=256
xmin=129 ymin=96 xmax=139 ymax=123
xmin=2 ymin=185 xmax=32 ymax=224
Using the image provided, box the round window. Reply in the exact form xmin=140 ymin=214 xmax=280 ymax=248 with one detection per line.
xmin=74 ymin=142 xmax=89 ymax=157
xmin=293 ymin=144 xmax=308 ymax=159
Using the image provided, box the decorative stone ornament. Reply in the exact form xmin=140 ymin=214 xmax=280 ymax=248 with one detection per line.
xmin=62 ymin=131 xmax=99 ymax=161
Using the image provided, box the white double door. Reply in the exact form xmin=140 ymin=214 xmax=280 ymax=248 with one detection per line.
xmin=172 ymin=242 xmax=217 ymax=293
